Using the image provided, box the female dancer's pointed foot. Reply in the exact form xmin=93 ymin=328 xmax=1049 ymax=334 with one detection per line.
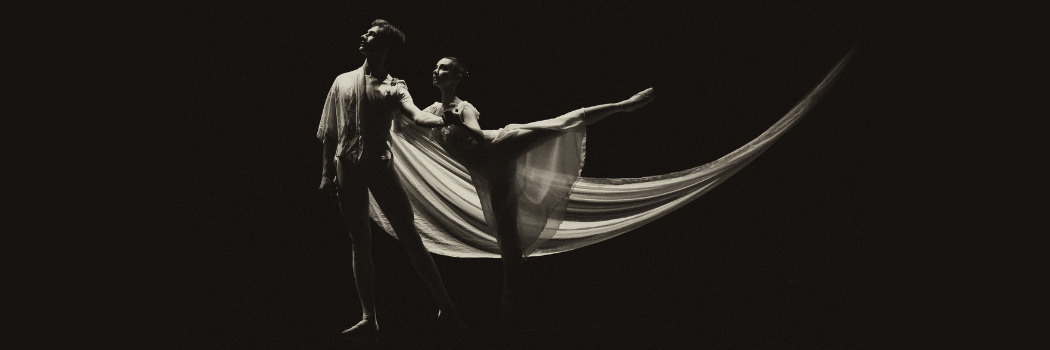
xmin=620 ymin=87 xmax=655 ymax=112
xmin=340 ymin=318 xmax=378 ymax=337
xmin=437 ymin=309 xmax=471 ymax=331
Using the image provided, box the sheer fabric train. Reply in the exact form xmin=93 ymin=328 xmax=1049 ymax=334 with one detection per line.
xmin=366 ymin=50 xmax=854 ymax=258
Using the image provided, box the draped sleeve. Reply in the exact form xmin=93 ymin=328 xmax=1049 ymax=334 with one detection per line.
xmin=391 ymin=78 xmax=413 ymax=105
xmin=317 ymin=78 xmax=340 ymax=142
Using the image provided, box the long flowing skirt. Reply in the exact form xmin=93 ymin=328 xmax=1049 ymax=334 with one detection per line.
xmin=367 ymin=49 xmax=854 ymax=258
xmin=458 ymin=109 xmax=588 ymax=257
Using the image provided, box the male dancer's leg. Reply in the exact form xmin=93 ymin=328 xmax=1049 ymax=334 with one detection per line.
xmin=335 ymin=156 xmax=379 ymax=333
xmin=368 ymin=158 xmax=463 ymax=323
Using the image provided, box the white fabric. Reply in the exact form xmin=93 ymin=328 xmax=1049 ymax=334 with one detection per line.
xmin=426 ymin=101 xmax=587 ymax=258
xmin=316 ymin=68 xmax=414 ymax=160
xmin=367 ymin=50 xmax=854 ymax=258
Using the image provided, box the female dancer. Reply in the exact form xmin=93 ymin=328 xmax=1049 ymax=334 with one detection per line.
xmin=425 ymin=57 xmax=654 ymax=330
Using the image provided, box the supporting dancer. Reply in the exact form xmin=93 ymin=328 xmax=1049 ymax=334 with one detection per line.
xmin=425 ymin=57 xmax=654 ymax=333
xmin=317 ymin=21 xmax=467 ymax=335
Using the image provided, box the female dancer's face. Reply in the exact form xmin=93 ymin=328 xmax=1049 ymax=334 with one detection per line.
xmin=432 ymin=58 xmax=459 ymax=88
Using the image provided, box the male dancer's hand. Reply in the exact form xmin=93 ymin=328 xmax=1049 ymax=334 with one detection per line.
xmin=443 ymin=110 xmax=462 ymax=126
xmin=319 ymin=177 xmax=338 ymax=196
xmin=443 ymin=109 xmax=484 ymax=143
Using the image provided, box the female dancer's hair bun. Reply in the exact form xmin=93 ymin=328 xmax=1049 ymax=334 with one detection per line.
xmin=444 ymin=56 xmax=470 ymax=79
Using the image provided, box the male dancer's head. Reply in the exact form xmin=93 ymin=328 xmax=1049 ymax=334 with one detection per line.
xmin=359 ymin=19 xmax=405 ymax=58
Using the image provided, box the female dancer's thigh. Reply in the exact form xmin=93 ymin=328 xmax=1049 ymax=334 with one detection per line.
xmin=487 ymin=107 xmax=584 ymax=160
xmin=488 ymin=128 xmax=561 ymax=161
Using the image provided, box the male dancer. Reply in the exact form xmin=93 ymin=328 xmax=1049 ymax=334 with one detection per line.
xmin=317 ymin=19 xmax=465 ymax=334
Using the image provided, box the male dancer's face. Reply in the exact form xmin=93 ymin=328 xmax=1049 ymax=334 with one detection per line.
xmin=359 ymin=26 xmax=385 ymax=55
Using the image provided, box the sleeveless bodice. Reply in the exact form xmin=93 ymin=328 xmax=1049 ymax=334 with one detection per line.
xmin=426 ymin=101 xmax=484 ymax=162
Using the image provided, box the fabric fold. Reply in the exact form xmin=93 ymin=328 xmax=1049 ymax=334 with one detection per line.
xmin=367 ymin=49 xmax=854 ymax=258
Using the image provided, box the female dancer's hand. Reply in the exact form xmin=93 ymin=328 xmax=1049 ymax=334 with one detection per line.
xmin=319 ymin=177 xmax=338 ymax=196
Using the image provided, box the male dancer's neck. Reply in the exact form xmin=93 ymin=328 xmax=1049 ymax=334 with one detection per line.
xmin=361 ymin=55 xmax=388 ymax=80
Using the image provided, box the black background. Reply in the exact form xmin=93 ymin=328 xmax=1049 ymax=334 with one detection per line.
xmin=183 ymin=0 xmax=869 ymax=348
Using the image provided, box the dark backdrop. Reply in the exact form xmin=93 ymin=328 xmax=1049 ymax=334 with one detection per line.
xmin=183 ymin=0 xmax=868 ymax=348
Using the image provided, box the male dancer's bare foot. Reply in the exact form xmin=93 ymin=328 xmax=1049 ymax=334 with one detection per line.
xmin=340 ymin=318 xmax=378 ymax=336
xmin=618 ymin=87 xmax=656 ymax=112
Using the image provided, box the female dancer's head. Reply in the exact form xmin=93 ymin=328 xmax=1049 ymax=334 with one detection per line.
xmin=359 ymin=19 xmax=405 ymax=56
xmin=432 ymin=57 xmax=469 ymax=91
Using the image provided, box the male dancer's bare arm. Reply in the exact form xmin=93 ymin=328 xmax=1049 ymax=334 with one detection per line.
xmin=400 ymin=99 xmax=446 ymax=127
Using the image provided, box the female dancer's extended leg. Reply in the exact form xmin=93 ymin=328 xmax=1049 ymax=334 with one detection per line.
xmin=581 ymin=87 xmax=655 ymax=125
xmin=486 ymin=87 xmax=655 ymax=158
xmin=486 ymin=88 xmax=655 ymax=330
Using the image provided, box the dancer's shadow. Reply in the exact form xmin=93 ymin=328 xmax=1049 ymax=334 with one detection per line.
xmin=337 ymin=332 xmax=379 ymax=349
xmin=333 ymin=325 xmax=486 ymax=350
xmin=323 ymin=321 xmax=694 ymax=349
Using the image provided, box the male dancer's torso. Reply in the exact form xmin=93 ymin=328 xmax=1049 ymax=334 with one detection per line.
xmin=333 ymin=69 xmax=409 ymax=162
